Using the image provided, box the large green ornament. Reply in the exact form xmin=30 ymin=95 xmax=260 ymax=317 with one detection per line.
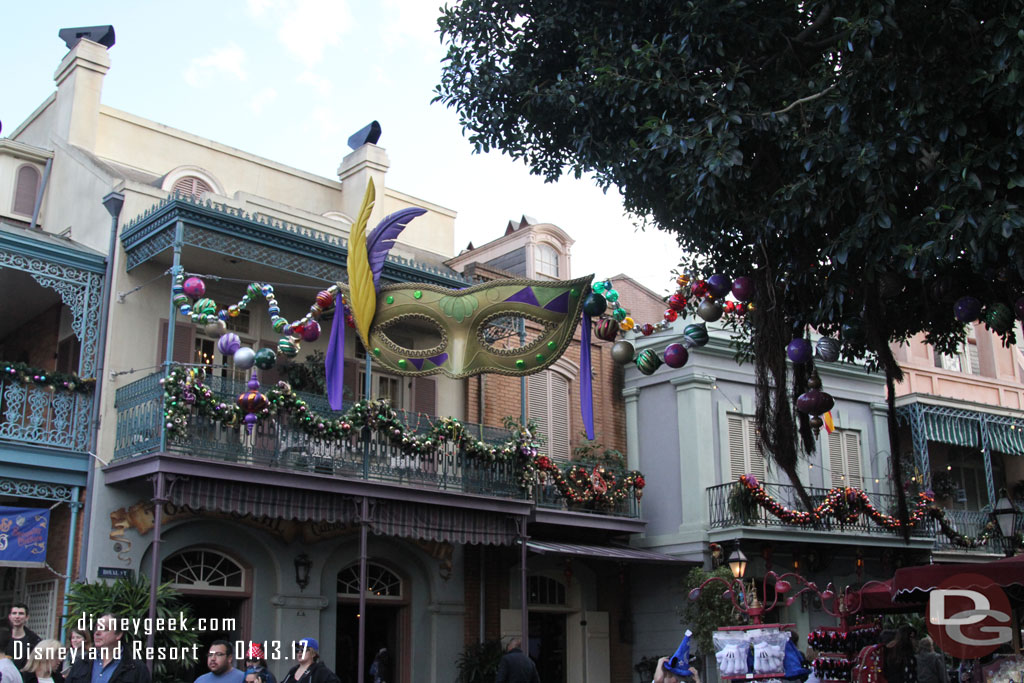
xmin=253 ymin=348 xmax=277 ymax=370
xmin=984 ymin=303 xmax=1013 ymax=333
xmin=582 ymin=292 xmax=608 ymax=317
xmin=193 ymin=298 xmax=217 ymax=317
xmin=636 ymin=348 xmax=662 ymax=375
xmin=683 ymin=323 xmax=709 ymax=348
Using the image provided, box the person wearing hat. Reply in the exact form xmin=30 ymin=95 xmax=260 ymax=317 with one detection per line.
xmin=242 ymin=644 xmax=277 ymax=683
xmin=653 ymin=631 xmax=701 ymax=683
xmin=280 ymin=639 xmax=339 ymax=683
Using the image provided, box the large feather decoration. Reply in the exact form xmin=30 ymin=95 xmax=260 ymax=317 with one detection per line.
xmin=366 ymin=207 xmax=427 ymax=288
xmin=347 ymin=179 xmax=377 ymax=345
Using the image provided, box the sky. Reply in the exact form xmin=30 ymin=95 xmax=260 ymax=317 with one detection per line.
xmin=1 ymin=0 xmax=684 ymax=296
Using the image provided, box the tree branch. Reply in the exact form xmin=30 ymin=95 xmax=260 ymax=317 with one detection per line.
xmin=767 ymin=84 xmax=837 ymax=115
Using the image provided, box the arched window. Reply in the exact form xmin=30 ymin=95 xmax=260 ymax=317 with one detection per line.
xmin=162 ymin=548 xmax=245 ymax=592
xmin=535 ymin=244 xmax=559 ymax=278
xmin=337 ymin=562 xmax=402 ymax=599
xmin=12 ymin=165 xmax=41 ymax=216
xmin=527 ymin=575 xmax=566 ymax=606
xmin=172 ymin=176 xmax=213 ymax=198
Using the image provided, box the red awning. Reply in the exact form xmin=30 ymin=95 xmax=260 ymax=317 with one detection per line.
xmin=851 ymin=579 xmax=924 ymax=613
xmin=892 ymin=554 xmax=1024 ymax=598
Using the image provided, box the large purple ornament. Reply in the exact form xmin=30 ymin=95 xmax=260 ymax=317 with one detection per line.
xmin=786 ymin=338 xmax=813 ymax=364
xmin=706 ymin=274 xmax=732 ymax=299
xmin=182 ymin=277 xmax=206 ymax=299
xmin=796 ymin=389 xmax=835 ymax=416
xmin=664 ymin=343 xmax=689 ymax=368
xmin=217 ymin=332 xmax=242 ymax=356
xmin=300 ymin=320 xmax=321 ymax=342
xmin=731 ymin=276 xmax=754 ymax=302
xmin=953 ymin=296 xmax=982 ymax=323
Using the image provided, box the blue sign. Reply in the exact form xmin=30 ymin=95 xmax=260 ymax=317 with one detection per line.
xmin=0 ymin=507 xmax=50 ymax=567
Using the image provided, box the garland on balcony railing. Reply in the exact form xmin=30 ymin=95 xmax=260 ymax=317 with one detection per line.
xmin=734 ymin=474 xmax=1012 ymax=548
xmin=1 ymin=361 xmax=96 ymax=394
xmin=162 ymin=367 xmax=645 ymax=505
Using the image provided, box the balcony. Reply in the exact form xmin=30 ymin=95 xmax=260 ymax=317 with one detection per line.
xmin=1 ymin=373 xmax=93 ymax=452
xmin=113 ymin=370 xmax=641 ymax=518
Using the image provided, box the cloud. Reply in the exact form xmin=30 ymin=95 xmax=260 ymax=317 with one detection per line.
xmin=245 ymin=0 xmax=274 ymax=17
xmin=250 ymin=87 xmax=278 ymax=115
xmin=183 ymin=43 xmax=248 ymax=87
xmin=380 ymin=0 xmax=444 ymax=48
xmin=310 ymin=106 xmax=341 ymax=136
xmin=297 ymin=71 xmax=333 ymax=97
xmin=278 ymin=0 xmax=352 ymax=67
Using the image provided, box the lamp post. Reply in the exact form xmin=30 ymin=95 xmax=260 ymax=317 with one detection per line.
xmin=691 ymin=544 xmax=810 ymax=625
xmin=990 ymin=488 xmax=1020 ymax=557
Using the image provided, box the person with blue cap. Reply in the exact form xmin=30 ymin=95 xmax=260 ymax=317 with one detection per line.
xmin=280 ymin=639 xmax=339 ymax=683
xmin=653 ymin=631 xmax=702 ymax=683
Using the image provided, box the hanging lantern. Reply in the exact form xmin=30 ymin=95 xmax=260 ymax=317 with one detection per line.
xmin=796 ymin=389 xmax=835 ymax=416
xmin=237 ymin=372 xmax=268 ymax=434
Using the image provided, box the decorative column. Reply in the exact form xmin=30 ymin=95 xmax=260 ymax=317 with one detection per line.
xmin=905 ymin=403 xmax=932 ymax=489
xmin=623 ymin=387 xmax=641 ymax=471
xmin=671 ymin=375 xmax=716 ymax=533
xmin=978 ymin=419 xmax=996 ymax=507
xmin=869 ymin=402 xmax=889 ymax=494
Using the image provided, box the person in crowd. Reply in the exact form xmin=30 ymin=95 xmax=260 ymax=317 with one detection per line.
xmin=195 ymin=641 xmax=244 ymax=683
xmin=21 ymin=639 xmax=64 ymax=683
xmin=853 ymin=629 xmax=892 ymax=683
xmin=496 ymin=638 xmax=540 ymax=683
xmin=64 ymin=612 xmax=149 ymax=683
xmin=368 ymin=648 xmax=388 ymax=683
xmin=915 ymin=636 xmax=947 ymax=683
xmin=61 ymin=629 xmax=91 ymax=678
xmin=244 ymin=671 xmax=267 ymax=683
xmin=6 ymin=605 xmax=40 ymax=671
xmin=242 ymin=644 xmax=276 ymax=683
xmin=280 ymin=639 xmax=339 ymax=683
xmin=883 ymin=626 xmax=918 ymax=683
xmin=651 ymin=657 xmax=701 ymax=683
xmin=0 ymin=630 xmax=25 ymax=683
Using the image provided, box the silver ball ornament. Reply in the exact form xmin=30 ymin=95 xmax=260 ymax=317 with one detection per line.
xmin=610 ymin=341 xmax=635 ymax=365
xmin=233 ymin=347 xmax=256 ymax=369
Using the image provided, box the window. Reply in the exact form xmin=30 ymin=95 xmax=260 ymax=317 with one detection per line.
xmin=535 ymin=244 xmax=559 ymax=278
xmin=529 ymin=370 xmax=571 ymax=461
xmin=337 ymin=563 xmax=402 ymax=599
xmin=172 ymin=175 xmax=213 ymax=197
xmin=12 ymin=164 xmax=41 ymax=216
xmin=26 ymin=580 xmax=57 ymax=639
xmin=528 ymin=576 xmax=566 ymax=606
xmin=933 ymin=335 xmax=980 ymax=375
xmin=727 ymin=414 xmax=766 ymax=482
xmin=827 ymin=429 xmax=863 ymax=488
xmin=162 ymin=549 xmax=245 ymax=591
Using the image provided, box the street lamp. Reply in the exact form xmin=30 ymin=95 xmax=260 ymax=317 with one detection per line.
xmin=990 ymin=489 xmax=1020 ymax=557
xmin=728 ymin=546 xmax=748 ymax=579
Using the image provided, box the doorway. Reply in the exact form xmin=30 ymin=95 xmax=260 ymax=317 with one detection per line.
xmin=528 ymin=612 xmax=566 ymax=683
xmin=336 ymin=603 xmax=401 ymax=683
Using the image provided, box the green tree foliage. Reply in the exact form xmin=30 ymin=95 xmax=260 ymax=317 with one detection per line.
xmin=456 ymin=639 xmax=505 ymax=683
xmin=436 ymin=1 xmax=1024 ymax=523
xmin=679 ymin=566 xmax=745 ymax=656
xmin=66 ymin=576 xmax=199 ymax=683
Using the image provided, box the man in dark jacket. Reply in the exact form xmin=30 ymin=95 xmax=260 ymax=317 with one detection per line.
xmin=6 ymin=603 xmax=41 ymax=670
xmin=64 ymin=614 xmax=150 ymax=683
xmin=496 ymin=638 xmax=540 ymax=683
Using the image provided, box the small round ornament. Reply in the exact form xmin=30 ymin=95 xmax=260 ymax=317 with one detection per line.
xmin=683 ymin=323 xmax=710 ymax=348
xmin=640 ymin=323 xmax=655 ymax=336
xmin=635 ymin=348 xmax=663 ymax=375
xmin=253 ymin=348 xmax=277 ymax=370
xmin=182 ymin=277 xmax=206 ymax=299
xmin=300 ymin=320 xmax=321 ymax=342
xmin=278 ymin=338 xmax=300 ymax=358
xmin=984 ymin=303 xmax=1013 ymax=334
xmin=691 ymin=280 xmax=709 ymax=298
xmin=796 ymin=389 xmax=835 ymax=416
xmin=582 ymin=292 xmax=608 ymax=317
xmin=605 ymin=289 xmax=619 ymax=302
xmin=612 ymin=307 xmax=628 ymax=322
xmin=664 ymin=343 xmax=689 ymax=368
xmin=953 ymin=296 xmax=982 ymax=323
xmin=247 ymin=283 xmax=264 ymax=299
xmin=619 ymin=316 xmax=635 ymax=331
xmin=594 ymin=318 xmax=619 ymax=342
xmin=233 ymin=347 xmax=256 ymax=369
xmin=316 ymin=290 xmax=336 ymax=310
xmin=592 ymin=281 xmax=606 ymax=294
xmin=707 ymin=274 xmax=732 ymax=298
xmin=217 ymin=333 xmax=242 ymax=356
xmin=809 ymin=416 xmax=824 ymax=430
xmin=172 ymin=293 xmax=189 ymax=309
xmin=272 ymin=317 xmax=288 ymax=333
xmin=731 ymin=276 xmax=754 ymax=302
xmin=664 ymin=309 xmax=679 ymax=323
xmin=611 ymin=341 xmax=635 ymax=365
xmin=697 ymin=299 xmax=723 ymax=322
xmin=840 ymin=318 xmax=866 ymax=345
xmin=192 ymin=298 xmax=218 ymax=317
xmin=668 ymin=293 xmax=688 ymax=312
xmin=786 ymin=338 xmax=813 ymax=364
xmin=815 ymin=337 xmax=841 ymax=363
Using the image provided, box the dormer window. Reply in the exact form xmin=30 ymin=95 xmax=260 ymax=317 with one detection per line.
xmin=535 ymin=243 xmax=559 ymax=278
xmin=172 ymin=176 xmax=213 ymax=198
xmin=12 ymin=164 xmax=41 ymax=216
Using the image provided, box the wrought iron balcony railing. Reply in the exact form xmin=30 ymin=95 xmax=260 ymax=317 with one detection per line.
xmin=114 ymin=371 xmax=641 ymax=518
xmin=0 ymin=376 xmax=92 ymax=451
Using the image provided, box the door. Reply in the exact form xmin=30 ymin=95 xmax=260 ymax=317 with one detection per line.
xmin=528 ymin=612 xmax=566 ymax=683
xmin=336 ymin=603 xmax=401 ymax=683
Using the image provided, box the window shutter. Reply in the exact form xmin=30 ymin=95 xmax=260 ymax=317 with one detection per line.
xmin=844 ymin=431 xmax=863 ymax=488
xmin=728 ymin=416 xmax=745 ymax=480
xmin=528 ymin=372 xmax=551 ymax=457
xmin=13 ymin=165 xmax=40 ymax=216
xmin=413 ymin=377 xmax=436 ymax=415
xmin=967 ymin=342 xmax=981 ymax=375
xmin=157 ymin=320 xmax=195 ymax=365
xmin=746 ymin=418 xmax=766 ymax=481
xmin=549 ymin=372 xmax=570 ymax=461
xmin=828 ymin=430 xmax=845 ymax=487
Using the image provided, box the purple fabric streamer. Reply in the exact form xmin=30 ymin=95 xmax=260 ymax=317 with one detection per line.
xmin=325 ymin=294 xmax=346 ymax=410
xmin=580 ymin=309 xmax=595 ymax=440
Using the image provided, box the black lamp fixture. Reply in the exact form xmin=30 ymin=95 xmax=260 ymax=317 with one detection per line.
xmin=294 ymin=553 xmax=312 ymax=591
xmin=990 ymin=489 xmax=1020 ymax=557
xmin=728 ymin=544 xmax=748 ymax=579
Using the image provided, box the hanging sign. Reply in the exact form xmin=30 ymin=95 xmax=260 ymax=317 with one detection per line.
xmin=0 ymin=507 xmax=50 ymax=567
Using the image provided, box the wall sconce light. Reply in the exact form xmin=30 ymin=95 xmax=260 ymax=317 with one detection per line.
xmin=294 ymin=553 xmax=312 ymax=591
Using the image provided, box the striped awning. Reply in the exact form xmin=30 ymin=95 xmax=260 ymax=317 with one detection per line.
xmin=987 ymin=423 xmax=1024 ymax=456
xmin=923 ymin=412 xmax=979 ymax=448
xmin=168 ymin=479 xmax=517 ymax=546
xmin=524 ymin=540 xmax=685 ymax=564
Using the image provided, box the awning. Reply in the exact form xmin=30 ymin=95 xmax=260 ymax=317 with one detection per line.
xmin=924 ymin=412 xmax=979 ymax=448
xmin=524 ymin=540 xmax=686 ymax=564
xmin=854 ymin=579 xmax=924 ymax=613
xmin=892 ymin=554 xmax=1024 ymax=598
xmin=987 ymin=423 xmax=1024 ymax=456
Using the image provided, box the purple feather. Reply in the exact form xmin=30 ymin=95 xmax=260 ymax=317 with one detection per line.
xmin=366 ymin=207 xmax=427 ymax=288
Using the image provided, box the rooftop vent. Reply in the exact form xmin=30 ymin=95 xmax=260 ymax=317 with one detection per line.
xmin=59 ymin=25 xmax=115 ymax=50
xmin=347 ymin=121 xmax=381 ymax=150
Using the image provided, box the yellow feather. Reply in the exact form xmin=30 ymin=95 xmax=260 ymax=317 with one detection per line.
xmin=347 ymin=178 xmax=376 ymax=345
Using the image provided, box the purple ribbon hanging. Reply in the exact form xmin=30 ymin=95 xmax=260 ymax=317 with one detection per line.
xmin=325 ymin=293 xmax=346 ymax=411
xmin=580 ymin=308 xmax=595 ymax=440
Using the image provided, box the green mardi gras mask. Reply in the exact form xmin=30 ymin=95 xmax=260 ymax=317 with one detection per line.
xmin=340 ymin=275 xmax=593 ymax=377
